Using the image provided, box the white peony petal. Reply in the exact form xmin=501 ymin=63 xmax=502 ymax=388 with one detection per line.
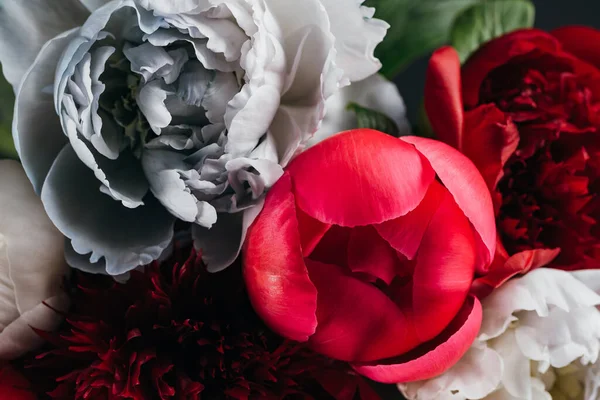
xmin=79 ymin=0 xmax=112 ymax=11
xmin=13 ymin=29 xmax=77 ymax=193
xmin=491 ymin=330 xmax=534 ymax=398
xmin=194 ymin=198 xmax=264 ymax=273
xmin=309 ymin=73 xmax=410 ymax=147
xmin=0 ymin=294 xmax=69 ymax=360
xmin=318 ymin=0 xmax=389 ymax=82
xmin=41 ymin=146 xmax=175 ymax=275
xmin=479 ymin=268 xmax=600 ymax=341
xmin=399 ymin=342 xmax=503 ymax=400
xmin=0 ymin=161 xmax=68 ymax=315
xmin=0 ymin=161 xmax=69 ymax=360
xmin=0 ymin=0 xmax=89 ymax=89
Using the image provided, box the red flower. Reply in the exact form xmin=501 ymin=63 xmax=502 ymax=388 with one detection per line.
xmin=0 ymin=364 xmax=36 ymax=400
xmin=22 ymin=248 xmax=378 ymax=400
xmin=243 ymin=129 xmax=496 ymax=383
xmin=425 ymin=27 xmax=600 ymax=293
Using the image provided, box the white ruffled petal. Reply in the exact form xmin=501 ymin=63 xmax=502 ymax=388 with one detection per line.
xmin=0 ymin=0 xmax=89 ymax=89
xmin=318 ymin=0 xmax=388 ymax=82
xmin=479 ymin=268 xmax=600 ymax=341
xmin=399 ymin=342 xmax=503 ymax=400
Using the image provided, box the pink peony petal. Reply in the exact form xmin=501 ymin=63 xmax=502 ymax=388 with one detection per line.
xmin=375 ymin=181 xmax=446 ymax=260
xmin=410 ymin=189 xmax=476 ymax=343
xmin=306 ymin=259 xmax=419 ymax=363
xmin=296 ymin=206 xmax=331 ymax=257
xmin=346 ymin=226 xmax=401 ymax=285
xmin=353 ymin=295 xmax=482 ymax=384
xmin=401 ymin=136 xmax=496 ymax=275
xmin=286 ymin=129 xmax=436 ymax=227
xmin=243 ymin=172 xmax=318 ymax=342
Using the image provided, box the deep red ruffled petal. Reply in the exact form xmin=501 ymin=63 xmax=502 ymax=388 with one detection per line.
xmin=0 ymin=364 xmax=37 ymax=400
xmin=472 ymin=247 xmax=561 ymax=298
xmin=410 ymin=189 xmax=476 ymax=343
xmin=286 ymin=129 xmax=436 ymax=227
xmin=375 ymin=181 xmax=446 ymax=260
xmin=243 ymin=172 xmax=318 ymax=342
xmin=462 ymin=105 xmax=520 ymax=194
xmin=305 ymin=259 xmax=419 ymax=363
xmin=425 ymin=46 xmax=464 ymax=150
xmin=296 ymin=206 xmax=331 ymax=257
xmin=352 ymin=295 xmax=482 ymax=384
xmin=552 ymin=26 xmax=600 ymax=69
xmin=401 ymin=136 xmax=496 ymax=274
xmin=462 ymin=29 xmax=561 ymax=107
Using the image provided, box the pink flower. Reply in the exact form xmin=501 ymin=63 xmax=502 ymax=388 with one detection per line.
xmin=243 ymin=129 xmax=496 ymax=383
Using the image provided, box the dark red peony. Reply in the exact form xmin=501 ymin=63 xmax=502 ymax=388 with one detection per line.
xmin=425 ymin=27 xmax=600 ymax=292
xmin=20 ymin=248 xmax=378 ymax=400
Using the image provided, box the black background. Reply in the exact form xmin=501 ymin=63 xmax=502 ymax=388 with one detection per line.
xmin=377 ymin=0 xmax=600 ymax=397
xmin=394 ymin=0 xmax=600 ymax=126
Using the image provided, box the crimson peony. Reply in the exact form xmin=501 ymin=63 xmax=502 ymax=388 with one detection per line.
xmin=425 ymin=28 xmax=600 ymax=292
xmin=22 ymin=248 xmax=378 ymax=400
xmin=243 ymin=129 xmax=496 ymax=383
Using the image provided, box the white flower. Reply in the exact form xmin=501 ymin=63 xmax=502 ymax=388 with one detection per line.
xmin=1 ymin=0 xmax=389 ymax=275
xmin=0 ymin=160 xmax=69 ymax=360
xmin=399 ymin=268 xmax=600 ymax=400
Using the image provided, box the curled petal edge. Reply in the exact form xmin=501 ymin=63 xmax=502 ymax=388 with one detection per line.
xmin=352 ymin=295 xmax=482 ymax=384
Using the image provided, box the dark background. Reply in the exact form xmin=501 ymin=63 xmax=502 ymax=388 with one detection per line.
xmin=377 ymin=0 xmax=600 ymax=397
xmin=394 ymin=0 xmax=600 ymax=126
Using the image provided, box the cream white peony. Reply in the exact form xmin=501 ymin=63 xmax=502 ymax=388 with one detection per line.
xmin=0 ymin=0 xmax=392 ymax=275
xmin=0 ymin=160 xmax=69 ymax=360
xmin=399 ymin=268 xmax=600 ymax=400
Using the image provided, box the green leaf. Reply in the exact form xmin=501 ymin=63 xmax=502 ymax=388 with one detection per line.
xmin=346 ymin=102 xmax=400 ymax=136
xmin=365 ymin=0 xmax=480 ymax=78
xmin=450 ymin=0 xmax=535 ymax=63
xmin=0 ymin=68 xmax=17 ymax=159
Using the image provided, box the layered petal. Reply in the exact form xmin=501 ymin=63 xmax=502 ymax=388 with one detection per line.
xmin=410 ymin=189 xmax=476 ymax=343
xmin=462 ymin=105 xmax=520 ymax=193
xmin=306 ymin=259 xmax=417 ymax=362
xmin=461 ymin=29 xmax=562 ymax=107
xmin=243 ymin=173 xmax=318 ymax=342
xmin=0 ymin=161 xmax=68 ymax=314
xmin=13 ymin=29 xmax=75 ymax=192
xmin=552 ymin=26 xmax=600 ymax=69
xmin=0 ymin=0 xmax=89 ymax=89
xmin=353 ymin=296 xmax=482 ymax=384
xmin=479 ymin=268 xmax=600 ymax=341
xmin=41 ymin=146 xmax=175 ymax=275
xmin=318 ymin=0 xmax=389 ymax=82
xmin=424 ymin=47 xmax=464 ymax=150
xmin=287 ymin=129 xmax=436 ymax=227
xmin=401 ymin=136 xmax=496 ymax=273
xmin=398 ymin=343 xmax=503 ymax=400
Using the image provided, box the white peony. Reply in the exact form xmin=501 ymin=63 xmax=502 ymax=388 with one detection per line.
xmin=399 ymin=268 xmax=600 ymax=400
xmin=0 ymin=160 xmax=70 ymax=360
xmin=0 ymin=0 xmax=392 ymax=275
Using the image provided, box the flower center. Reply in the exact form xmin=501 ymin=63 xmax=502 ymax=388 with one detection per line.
xmin=98 ymin=51 xmax=154 ymax=158
xmin=479 ymin=53 xmax=600 ymax=268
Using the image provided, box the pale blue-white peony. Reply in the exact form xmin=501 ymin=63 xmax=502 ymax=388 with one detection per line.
xmin=0 ymin=0 xmax=391 ymax=275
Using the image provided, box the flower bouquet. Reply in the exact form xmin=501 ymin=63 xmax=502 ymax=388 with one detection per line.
xmin=0 ymin=0 xmax=598 ymax=399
